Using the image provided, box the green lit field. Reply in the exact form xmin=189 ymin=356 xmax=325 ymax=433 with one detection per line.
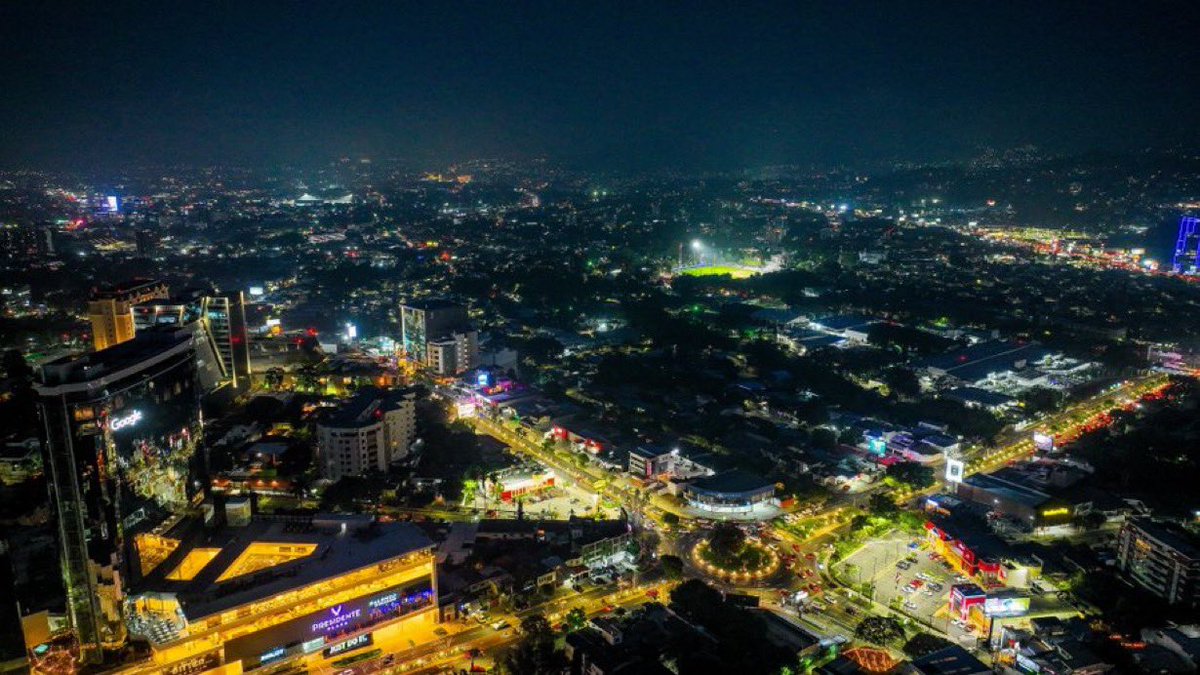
xmin=678 ymin=264 xmax=759 ymax=279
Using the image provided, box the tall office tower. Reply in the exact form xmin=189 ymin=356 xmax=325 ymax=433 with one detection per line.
xmin=1171 ymin=216 xmax=1200 ymax=275
xmin=35 ymin=329 xmax=202 ymax=663
xmin=88 ymin=279 xmax=169 ymax=351
xmin=399 ymin=299 xmax=478 ymax=375
xmin=134 ymin=228 xmax=158 ymax=258
xmin=0 ymin=223 xmax=54 ymax=261
xmin=133 ymin=288 xmax=251 ymax=391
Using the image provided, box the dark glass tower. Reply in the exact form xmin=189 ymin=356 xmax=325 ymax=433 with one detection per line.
xmin=35 ymin=329 xmax=202 ymax=663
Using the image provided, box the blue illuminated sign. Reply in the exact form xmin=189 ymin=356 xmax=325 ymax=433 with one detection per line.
xmin=259 ymin=647 xmax=286 ymax=664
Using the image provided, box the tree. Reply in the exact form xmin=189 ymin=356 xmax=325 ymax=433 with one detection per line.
xmin=868 ymin=493 xmax=900 ymax=517
xmin=1020 ymin=387 xmax=1062 ymax=415
xmin=564 ymin=607 xmax=586 ymax=632
xmin=855 ymin=616 xmax=905 ymax=645
xmin=661 ymin=554 xmax=684 ymax=580
xmin=903 ymin=632 xmax=953 ymax=657
xmin=1072 ymin=511 xmax=1107 ymax=530
xmin=884 ymin=367 xmax=921 ymax=399
xmin=707 ymin=523 xmax=747 ymax=564
xmin=500 ymin=614 xmax=565 ymax=675
xmin=886 ymin=462 xmax=935 ymax=490
xmin=810 ymin=427 xmax=838 ymax=450
xmin=662 ymin=512 xmax=680 ymax=528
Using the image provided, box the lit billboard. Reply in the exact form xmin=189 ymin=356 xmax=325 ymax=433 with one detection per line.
xmin=983 ymin=595 xmax=1030 ymax=617
xmin=1032 ymin=432 xmax=1054 ymax=452
xmin=945 ymin=458 xmax=965 ymax=483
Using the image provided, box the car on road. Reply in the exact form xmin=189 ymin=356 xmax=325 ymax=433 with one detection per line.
xmin=491 ymin=620 xmax=511 ymax=631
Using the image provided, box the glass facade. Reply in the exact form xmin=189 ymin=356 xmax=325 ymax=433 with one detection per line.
xmin=37 ymin=332 xmax=202 ymax=662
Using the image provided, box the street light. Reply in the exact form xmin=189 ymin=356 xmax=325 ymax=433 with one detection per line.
xmin=691 ymin=239 xmax=702 ymax=250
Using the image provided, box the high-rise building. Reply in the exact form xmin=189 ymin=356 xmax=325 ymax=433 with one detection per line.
xmin=87 ymin=278 xmax=169 ymax=351
xmin=0 ymin=223 xmax=54 ymax=261
xmin=133 ymin=288 xmax=251 ymax=391
xmin=134 ymin=228 xmax=158 ymax=258
xmin=1116 ymin=518 xmax=1200 ymax=607
xmin=427 ymin=330 xmax=479 ymax=376
xmin=35 ymin=328 xmax=203 ymax=662
xmin=399 ymin=299 xmax=477 ymax=375
xmin=316 ymin=387 xmax=417 ymax=480
xmin=1172 ymin=216 xmax=1200 ymax=275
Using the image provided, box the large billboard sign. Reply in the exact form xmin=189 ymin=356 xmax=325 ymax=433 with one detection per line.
xmin=984 ymin=595 xmax=1030 ymax=617
xmin=1032 ymin=432 xmax=1055 ymax=452
xmin=945 ymin=458 xmax=965 ymax=483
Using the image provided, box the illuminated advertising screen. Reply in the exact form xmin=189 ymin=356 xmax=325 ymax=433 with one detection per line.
xmin=1032 ymin=432 xmax=1054 ymax=452
xmin=983 ymin=595 xmax=1030 ymax=617
xmin=944 ymin=458 xmax=964 ymax=483
xmin=224 ymin=576 xmax=432 ymax=668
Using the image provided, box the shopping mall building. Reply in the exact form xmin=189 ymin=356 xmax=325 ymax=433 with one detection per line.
xmin=29 ymin=512 xmax=438 ymax=675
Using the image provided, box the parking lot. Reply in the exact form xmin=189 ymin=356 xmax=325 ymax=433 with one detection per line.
xmin=836 ymin=533 xmax=980 ymax=644
xmin=516 ymin=480 xmax=619 ymax=520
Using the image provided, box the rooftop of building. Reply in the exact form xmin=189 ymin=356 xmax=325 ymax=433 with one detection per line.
xmin=401 ymin=298 xmax=465 ymax=312
xmin=926 ymin=510 xmax=1018 ymax=563
xmin=909 ymin=645 xmax=991 ymax=675
xmin=1126 ymin=518 xmax=1200 ymax=559
xmin=943 ymin=387 xmax=1018 ymax=408
xmin=37 ymin=328 xmax=193 ymax=388
xmin=811 ymin=314 xmax=876 ymax=331
xmin=919 ymin=340 xmax=1053 ymax=380
xmin=687 ymin=469 xmax=774 ymax=495
xmin=319 ymin=386 xmax=416 ymax=429
xmin=131 ymin=513 xmax=433 ymax=620
xmin=91 ymin=277 xmax=167 ymax=299
xmin=961 ymin=472 xmax=1052 ymax=509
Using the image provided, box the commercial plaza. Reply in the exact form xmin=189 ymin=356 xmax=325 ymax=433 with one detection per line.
xmin=58 ymin=514 xmax=441 ymax=675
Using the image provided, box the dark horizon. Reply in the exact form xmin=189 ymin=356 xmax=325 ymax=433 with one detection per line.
xmin=3 ymin=1 xmax=1200 ymax=172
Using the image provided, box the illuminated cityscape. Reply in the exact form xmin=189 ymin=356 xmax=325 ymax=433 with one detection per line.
xmin=2 ymin=3 xmax=1200 ymax=675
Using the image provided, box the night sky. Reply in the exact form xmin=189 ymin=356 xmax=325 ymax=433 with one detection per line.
xmin=3 ymin=1 xmax=1200 ymax=170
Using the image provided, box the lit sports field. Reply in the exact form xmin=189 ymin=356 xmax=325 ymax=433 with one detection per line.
xmin=678 ymin=264 xmax=760 ymax=279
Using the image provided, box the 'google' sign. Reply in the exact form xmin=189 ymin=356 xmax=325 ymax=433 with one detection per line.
xmin=109 ymin=410 xmax=143 ymax=431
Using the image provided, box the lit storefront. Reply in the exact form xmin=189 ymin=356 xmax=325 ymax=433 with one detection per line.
xmin=115 ymin=515 xmax=437 ymax=674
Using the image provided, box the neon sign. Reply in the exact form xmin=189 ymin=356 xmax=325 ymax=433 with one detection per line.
xmin=259 ymin=647 xmax=286 ymax=664
xmin=311 ymin=604 xmax=362 ymax=634
xmin=368 ymin=592 xmax=398 ymax=609
xmin=1041 ymin=507 xmax=1069 ymax=517
xmin=109 ymin=410 xmax=143 ymax=431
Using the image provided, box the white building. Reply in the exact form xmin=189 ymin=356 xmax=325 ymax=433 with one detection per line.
xmin=317 ymin=387 xmax=416 ymax=480
xmin=427 ymin=330 xmax=479 ymax=376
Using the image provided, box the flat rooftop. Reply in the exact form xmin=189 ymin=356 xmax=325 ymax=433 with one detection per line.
xmin=920 ymin=341 xmax=1053 ymax=379
xmin=132 ymin=514 xmax=432 ymax=620
xmin=91 ymin=277 xmax=166 ymax=299
xmin=322 ymin=386 xmax=414 ymax=428
xmin=402 ymin=298 xmax=464 ymax=311
xmin=962 ymin=473 xmax=1051 ymax=509
xmin=37 ymin=329 xmax=193 ymax=388
xmin=1129 ymin=518 xmax=1200 ymax=559
xmin=688 ymin=469 xmax=774 ymax=495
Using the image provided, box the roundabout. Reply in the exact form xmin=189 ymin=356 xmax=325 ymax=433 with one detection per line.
xmin=688 ymin=526 xmax=781 ymax=584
